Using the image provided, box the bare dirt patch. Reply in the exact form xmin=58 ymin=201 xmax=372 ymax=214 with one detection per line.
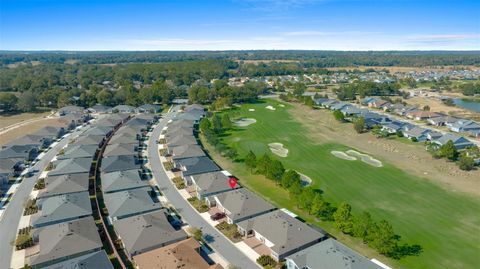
xmin=268 ymin=142 xmax=288 ymax=157
xmin=289 ymin=102 xmax=480 ymax=197
xmin=234 ymin=118 xmax=257 ymax=127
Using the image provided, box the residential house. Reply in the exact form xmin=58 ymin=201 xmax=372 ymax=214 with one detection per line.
xmin=381 ymin=121 xmax=406 ymax=134
xmin=395 ymin=106 xmax=419 ymax=116
xmin=103 ymin=186 xmax=162 ymax=220
xmin=0 ymin=144 xmax=38 ymax=161
xmin=26 ymin=217 xmax=102 ymax=269
xmin=133 ymin=238 xmax=223 ymax=269
xmin=285 ymin=238 xmax=382 ymax=269
xmin=213 ymin=188 xmax=276 ymax=224
xmin=169 ymin=144 xmax=206 ymax=161
xmin=42 ymin=250 xmax=113 ymax=269
xmin=188 ymin=171 xmax=239 ymax=200
xmin=166 ymin=126 xmax=194 ymax=138
xmin=6 ymin=134 xmax=51 ymax=149
xmin=103 ymin=143 xmax=138 ymax=157
xmin=38 ymin=173 xmax=90 ymax=199
xmin=87 ymin=105 xmax=112 ymax=114
xmin=113 ymin=210 xmax=188 ymax=258
xmin=166 ymin=135 xmax=198 ymax=147
xmin=330 ymin=102 xmax=350 ymax=111
xmin=108 ymin=132 xmax=140 ymax=146
xmin=56 ymin=144 xmax=98 ymax=160
xmin=427 ymin=116 xmax=460 ymax=126
xmin=0 ymin=158 xmax=24 ymax=187
xmin=101 ymin=169 xmax=148 ymax=193
xmin=313 ymin=98 xmax=330 ymax=106
xmin=340 ymin=106 xmax=367 ymax=117
xmin=237 ymin=210 xmax=326 ymax=261
xmin=32 ymin=191 xmax=92 ymax=228
xmin=448 ymin=120 xmax=480 ymax=134
xmin=427 ymin=131 xmax=443 ymax=141
xmin=433 ymin=133 xmax=474 ymax=150
xmin=33 ymin=126 xmax=66 ymax=140
xmin=48 ymin=157 xmax=93 ymax=176
xmin=368 ymin=99 xmax=390 ymax=109
xmin=101 ymin=155 xmax=141 ymax=173
xmin=113 ymin=105 xmax=136 ymax=114
xmin=84 ymin=126 xmax=113 ymax=137
xmin=58 ymin=106 xmax=85 ymax=116
xmin=175 ymin=156 xmax=220 ymax=178
xmin=137 ymin=104 xmax=161 ymax=114
xmin=72 ymin=134 xmax=105 ymax=147
xmin=406 ymin=111 xmax=441 ymax=121
xmin=321 ymin=99 xmax=339 ymax=109
xmin=403 ymin=127 xmax=432 ymax=142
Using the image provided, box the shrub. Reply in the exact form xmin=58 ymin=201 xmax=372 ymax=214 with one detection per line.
xmin=23 ymin=199 xmax=38 ymax=216
xmin=45 ymin=162 xmax=54 ymax=171
xmin=15 ymin=233 xmax=33 ymax=250
xmin=34 ymin=178 xmax=45 ymax=190
xmin=257 ymin=255 xmax=277 ymax=268
xmin=187 ymin=197 xmax=209 ymax=213
xmin=172 ymin=177 xmax=185 ymax=189
xmin=163 ymin=161 xmax=174 ymax=171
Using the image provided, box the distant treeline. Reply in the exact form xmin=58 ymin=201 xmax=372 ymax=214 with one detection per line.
xmin=1 ymin=50 xmax=480 ymax=66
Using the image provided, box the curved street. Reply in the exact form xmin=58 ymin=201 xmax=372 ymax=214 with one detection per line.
xmin=147 ymin=106 xmax=260 ymax=269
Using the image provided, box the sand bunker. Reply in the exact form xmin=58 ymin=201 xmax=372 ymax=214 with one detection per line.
xmin=346 ymin=150 xmax=383 ymax=167
xmin=278 ymin=104 xmax=285 ymax=107
xmin=234 ymin=118 xmax=257 ymax=127
xmin=298 ymin=172 xmax=312 ymax=186
xmin=331 ymin=151 xmax=357 ymax=161
xmin=248 ymin=108 xmax=255 ymax=112
xmin=266 ymin=105 xmax=276 ymax=111
xmin=268 ymin=142 xmax=288 ymax=157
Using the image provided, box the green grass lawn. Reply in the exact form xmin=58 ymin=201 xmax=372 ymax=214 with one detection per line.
xmin=215 ymin=100 xmax=480 ymax=269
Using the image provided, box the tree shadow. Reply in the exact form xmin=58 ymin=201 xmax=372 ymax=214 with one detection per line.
xmin=392 ymin=244 xmax=423 ymax=259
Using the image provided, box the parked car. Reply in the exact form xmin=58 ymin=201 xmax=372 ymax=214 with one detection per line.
xmin=210 ymin=212 xmax=226 ymax=221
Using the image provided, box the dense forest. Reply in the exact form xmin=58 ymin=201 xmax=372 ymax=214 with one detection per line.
xmin=2 ymin=50 xmax=480 ymax=66
xmin=1 ymin=51 xmax=479 ymax=113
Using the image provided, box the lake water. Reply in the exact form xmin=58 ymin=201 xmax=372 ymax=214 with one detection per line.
xmin=453 ymin=99 xmax=480 ymax=113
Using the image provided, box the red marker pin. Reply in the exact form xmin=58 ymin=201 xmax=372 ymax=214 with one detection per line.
xmin=229 ymin=177 xmax=237 ymax=189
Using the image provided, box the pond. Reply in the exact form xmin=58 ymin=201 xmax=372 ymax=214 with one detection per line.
xmin=453 ymin=99 xmax=480 ymax=113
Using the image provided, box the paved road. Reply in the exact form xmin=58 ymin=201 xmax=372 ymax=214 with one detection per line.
xmin=148 ymin=107 xmax=260 ymax=269
xmin=0 ymin=126 xmax=89 ymax=269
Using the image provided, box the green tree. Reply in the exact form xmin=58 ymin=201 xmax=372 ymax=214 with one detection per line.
xmin=353 ymin=117 xmax=365 ymax=133
xmin=281 ymin=170 xmax=301 ymax=188
xmin=0 ymin=92 xmax=18 ymax=111
xmin=199 ymin=118 xmax=212 ymax=132
xmin=266 ymin=159 xmax=285 ymax=182
xmin=96 ymin=89 xmax=114 ymax=106
xmin=288 ymin=180 xmax=303 ymax=199
xmin=57 ymin=91 xmax=72 ymax=108
xmin=352 ymin=211 xmax=373 ymax=240
xmin=310 ymin=193 xmax=326 ymax=216
xmin=423 ymin=105 xmax=430 ymax=111
xmin=212 ymin=115 xmax=223 ymax=134
xmin=221 ymin=114 xmax=232 ymax=130
xmin=17 ymin=91 xmax=36 ymax=112
xmin=333 ymin=202 xmax=354 ymax=234
xmin=368 ymin=220 xmax=398 ymax=256
xmin=256 ymin=154 xmax=271 ymax=175
xmin=458 ymin=155 xmax=475 ymax=171
xmin=333 ymin=110 xmax=345 ymax=122
xmin=440 ymin=140 xmax=458 ymax=161
xmin=304 ymin=97 xmax=314 ymax=108
xmin=244 ymin=151 xmax=257 ymax=172
xmin=293 ymin=82 xmax=306 ymax=96
xmin=297 ymin=187 xmax=316 ymax=211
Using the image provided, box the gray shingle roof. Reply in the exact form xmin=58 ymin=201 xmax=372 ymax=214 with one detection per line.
xmin=165 ymin=126 xmax=193 ymax=137
xmin=286 ymin=238 xmax=382 ymax=269
xmin=6 ymin=134 xmax=46 ymax=148
xmin=176 ymin=156 xmax=219 ymax=177
xmin=113 ymin=210 xmax=188 ymax=256
xmin=101 ymin=169 xmax=149 ymax=193
xmin=57 ymin=144 xmax=98 ymax=160
xmin=72 ymin=135 xmax=105 ymax=146
xmin=101 ymin=155 xmax=140 ymax=173
xmin=33 ymin=126 xmax=65 ymax=138
xmin=49 ymin=157 xmax=93 ymax=176
xmin=215 ymin=188 xmax=275 ymax=222
xmin=103 ymin=187 xmax=162 ymax=219
xmin=0 ymin=145 xmax=37 ymax=159
xmin=41 ymin=250 xmax=113 ymax=269
xmin=108 ymin=132 xmax=139 ymax=145
xmin=39 ymin=173 xmax=90 ymax=198
xmin=33 ymin=191 xmax=92 ymax=228
xmin=28 ymin=217 xmax=102 ymax=267
xmin=237 ymin=210 xmax=325 ymax=257
xmin=170 ymin=144 xmax=206 ymax=160
xmin=103 ymin=143 xmax=138 ymax=157
xmin=85 ymin=125 xmax=113 ymax=136
xmin=191 ymin=171 xmax=239 ymax=197
xmin=167 ymin=134 xmax=198 ymax=147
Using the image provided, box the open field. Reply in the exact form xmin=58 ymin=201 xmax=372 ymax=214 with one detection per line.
xmin=0 ymin=112 xmax=64 ymax=146
xmin=207 ymin=100 xmax=480 ymax=269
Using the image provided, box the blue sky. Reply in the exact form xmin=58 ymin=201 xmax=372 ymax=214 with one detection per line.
xmin=1 ymin=0 xmax=479 ymax=50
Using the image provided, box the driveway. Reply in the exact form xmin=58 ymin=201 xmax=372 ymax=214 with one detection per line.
xmin=147 ymin=106 xmax=261 ymax=269
xmin=0 ymin=125 xmax=90 ymax=269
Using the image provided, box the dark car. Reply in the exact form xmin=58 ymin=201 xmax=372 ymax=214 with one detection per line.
xmin=210 ymin=212 xmax=226 ymax=221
